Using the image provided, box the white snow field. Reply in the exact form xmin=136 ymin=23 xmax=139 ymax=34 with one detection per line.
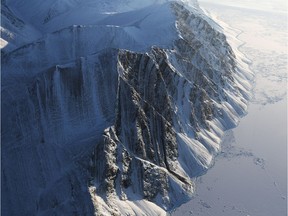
xmin=172 ymin=0 xmax=287 ymax=215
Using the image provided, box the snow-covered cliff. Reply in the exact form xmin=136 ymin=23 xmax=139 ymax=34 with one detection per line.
xmin=1 ymin=0 xmax=252 ymax=215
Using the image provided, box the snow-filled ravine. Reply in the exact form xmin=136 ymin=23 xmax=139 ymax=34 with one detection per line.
xmin=172 ymin=0 xmax=287 ymax=215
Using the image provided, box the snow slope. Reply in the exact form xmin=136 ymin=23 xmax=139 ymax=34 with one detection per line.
xmin=173 ymin=1 xmax=287 ymax=215
xmin=1 ymin=0 xmax=252 ymax=215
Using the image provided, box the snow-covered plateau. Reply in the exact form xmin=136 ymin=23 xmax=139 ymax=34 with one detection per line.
xmin=1 ymin=0 xmax=253 ymax=215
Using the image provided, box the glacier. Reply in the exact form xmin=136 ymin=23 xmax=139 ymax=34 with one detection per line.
xmin=1 ymin=0 xmax=253 ymax=215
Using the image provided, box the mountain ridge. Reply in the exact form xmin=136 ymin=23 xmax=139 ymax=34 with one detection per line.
xmin=1 ymin=0 xmax=253 ymax=215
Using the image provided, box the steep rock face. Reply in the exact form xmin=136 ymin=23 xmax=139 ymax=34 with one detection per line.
xmin=1 ymin=50 xmax=120 ymax=216
xmin=2 ymin=49 xmax=118 ymax=148
xmin=1 ymin=1 xmax=252 ymax=215
xmin=86 ymin=31 xmax=251 ymax=213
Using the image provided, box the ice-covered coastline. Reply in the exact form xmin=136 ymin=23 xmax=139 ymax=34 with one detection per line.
xmin=172 ymin=1 xmax=287 ymax=215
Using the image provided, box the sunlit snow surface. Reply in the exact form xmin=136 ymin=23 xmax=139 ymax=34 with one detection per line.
xmin=172 ymin=0 xmax=287 ymax=215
